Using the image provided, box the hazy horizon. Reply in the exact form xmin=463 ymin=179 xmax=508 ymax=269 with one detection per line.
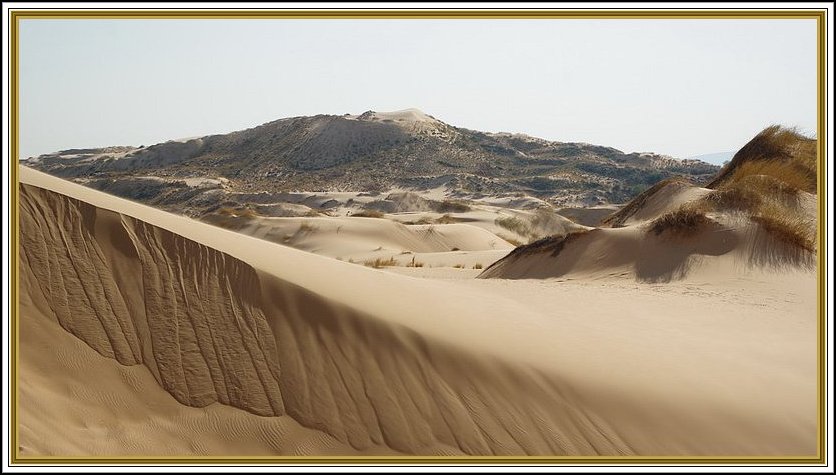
xmin=19 ymin=18 xmax=817 ymax=160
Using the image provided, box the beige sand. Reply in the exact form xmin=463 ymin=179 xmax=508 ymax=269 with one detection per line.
xmin=204 ymin=213 xmax=513 ymax=269
xmin=17 ymin=166 xmax=817 ymax=456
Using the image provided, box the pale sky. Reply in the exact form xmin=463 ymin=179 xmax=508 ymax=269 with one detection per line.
xmin=19 ymin=18 xmax=818 ymax=160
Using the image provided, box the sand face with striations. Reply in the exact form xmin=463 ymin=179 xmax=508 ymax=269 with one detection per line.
xmin=17 ymin=165 xmax=817 ymax=457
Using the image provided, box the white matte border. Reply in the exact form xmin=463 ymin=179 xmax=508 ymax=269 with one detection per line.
xmin=1 ymin=2 xmax=832 ymax=473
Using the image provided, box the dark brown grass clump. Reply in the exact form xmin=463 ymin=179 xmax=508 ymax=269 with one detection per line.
xmin=352 ymin=210 xmax=385 ymax=218
xmin=648 ymin=207 xmax=714 ymax=238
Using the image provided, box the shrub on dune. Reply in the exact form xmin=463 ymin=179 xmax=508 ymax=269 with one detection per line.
xmin=708 ymin=125 xmax=816 ymax=193
xmin=648 ymin=206 xmax=714 ymax=238
xmin=352 ymin=210 xmax=385 ymax=218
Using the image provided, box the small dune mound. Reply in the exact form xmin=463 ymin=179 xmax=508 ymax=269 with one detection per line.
xmin=707 ymin=125 xmax=817 ymax=193
xmin=478 ymin=230 xmax=593 ymax=278
xmin=484 ymin=126 xmax=817 ymax=281
xmin=600 ymin=177 xmax=697 ymax=228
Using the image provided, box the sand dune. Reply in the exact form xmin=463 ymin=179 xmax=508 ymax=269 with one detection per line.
xmin=18 ymin=166 xmax=817 ymax=456
xmin=484 ymin=176 xmax=817 ymax=281
xmin=203 ymin=194 xmax=584 ymax=268
xmin=479 ymin=217 xmax=815 ymax=282
xmin=205 ymin=213 xmax=512 ymax=259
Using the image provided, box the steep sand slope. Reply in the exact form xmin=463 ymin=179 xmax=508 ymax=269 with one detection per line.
xmin=19 ymin=293 xmax=396 ymax=456
xmin=18 ymin=166 xmax=817 ymax=456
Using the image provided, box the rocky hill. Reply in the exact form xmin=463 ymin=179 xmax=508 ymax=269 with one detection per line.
xmin=23 ymin=108 xmax=717 ymax=216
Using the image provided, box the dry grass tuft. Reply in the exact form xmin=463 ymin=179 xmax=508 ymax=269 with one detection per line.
xmin=352 ymin=210 xmax=385 ymax=218
xmin=696 ymin=174 xmax=800 ymax=216
xmin=363 ymin=256 xmax=397 ymax=268
xmin=708 ymin=125 xmax=816 ymax=193
xmin=751 ymin=201 xmax=816 ymax=252
xmin=406 ymin=256 xmax=424 ymax=268
xmin=472 ymin=263 xmax=483 ymax=269
xmin=751 ymin=215 xmax=816 ymax=253
xmin=648 ymin=206 xmax=714 ymax=238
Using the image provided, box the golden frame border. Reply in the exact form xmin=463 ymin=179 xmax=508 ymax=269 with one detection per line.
xmin=7 ymin=8 xmax=828 ymax=466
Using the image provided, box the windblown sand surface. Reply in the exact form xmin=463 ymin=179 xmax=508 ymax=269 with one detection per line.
xmin=18 ymin=166 xmax=817 ymax=457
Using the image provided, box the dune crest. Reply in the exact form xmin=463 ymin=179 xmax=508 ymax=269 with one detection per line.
xmin=19 ymin=176 xmax=631 ymax=455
